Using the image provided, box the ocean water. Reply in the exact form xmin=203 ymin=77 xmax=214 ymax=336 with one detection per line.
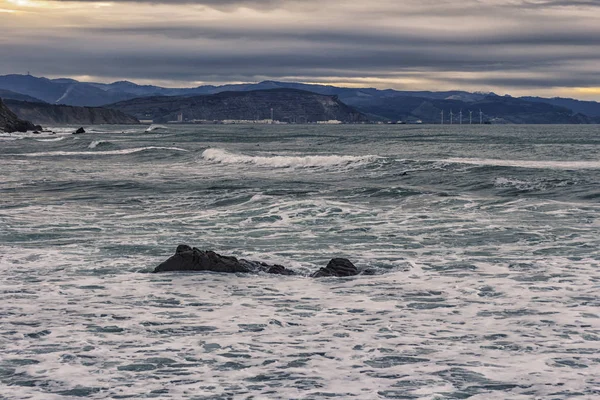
xmin=0 ymin=124 xmax=599 ymax=399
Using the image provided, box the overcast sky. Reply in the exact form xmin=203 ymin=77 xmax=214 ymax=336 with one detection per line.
xmin=1 ymin=0 xmax=599 ymax=99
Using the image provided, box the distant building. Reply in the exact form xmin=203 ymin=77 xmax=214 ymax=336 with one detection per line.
xmin=317 ymin=120 xmax=343 ymax=125
xmin=177 ymin=113 xmax=183 ymax=123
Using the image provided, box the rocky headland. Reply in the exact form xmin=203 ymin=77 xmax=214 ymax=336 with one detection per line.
xmin=0 ymin=98 xmax=41 ymax=133
xmin=4 ymin=99 xmax=140 ymax=125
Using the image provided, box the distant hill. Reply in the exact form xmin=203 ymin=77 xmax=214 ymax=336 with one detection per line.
xmin=1 ymin=74 xmax=599 ymax=123
xmin=5 ymin=100 xmax=140 ymax=125
xmin=108 ymin=89 xmax=366 ymax=123
xmin=0 ymin=75 xmax=136 ymax=106
xmin=0 ymin=98 xmax=40 ymax=132
xmin=521 ymin=96 xmax=600 ymax=118
xmin=0 ymin=89 xmax=45 ymax=103
xmin=353 ymin=94 xmax=592 ymax=124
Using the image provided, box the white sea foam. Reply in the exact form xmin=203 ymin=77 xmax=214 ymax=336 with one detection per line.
xmin=440 ymin=157 xmax=600 ymax=170
xmin=494 ymin=177 xmax=532 ymax=189
xmin=1 ymin=132 xmax=65 ymax=140
xmin=35 ymin=136 xmax=67 ymax=142
xmin=494 ymin=176 xmax=575 ymax=193
xmin=2 ymin=126 xmax=599 ymax=399
xmin=44 ymin=127 xmax=81 ymax=135
xmin=12 ymin=146 xmax=188 ymax=157
xmin=202 ymin=148 xmax=379 ymax=169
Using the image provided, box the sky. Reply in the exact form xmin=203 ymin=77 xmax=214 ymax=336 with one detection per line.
xmin=1 ymin=0 xmax=599 ymax=100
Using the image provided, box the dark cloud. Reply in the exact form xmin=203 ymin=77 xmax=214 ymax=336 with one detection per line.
xmin=53 ymin=0 xmax=293 ymax=10
xmin=85 ymin=24 xmax=600 ymax=47
xmin=4 ymin=35 xmax=597 ymax=86
xmin=54 ymin=0 xmax=283 ymax=2
xmin=520 ymin=0 xmax=600 ymax=8
xmin=1 ymin=0 xmax=599 ymax=96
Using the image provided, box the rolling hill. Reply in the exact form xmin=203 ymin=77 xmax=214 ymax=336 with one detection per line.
xmin=108 ymin=89 xmax=367 ymax=123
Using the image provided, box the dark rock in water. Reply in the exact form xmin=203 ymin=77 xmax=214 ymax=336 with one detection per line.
xmin=360 ymin=268 xmax=377 ymax=276
xmin=154 ymin=245 xmax=361 ymax=278
xmin=154 ymin=246 xmax=297 ymax=275
xmin=74 ymin=127 xmax=86 ymax=134
xmin=311 ymin=258 xmax=359 ymax=278
xmin=155 ymin=247 xmax=250 ymax=273
xmin=266 ymin=264 xmax=296 ymax=276
xmin=176 ymin=244 xmax=192 ymax=253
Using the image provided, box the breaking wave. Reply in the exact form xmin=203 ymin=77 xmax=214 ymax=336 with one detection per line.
xmin=88 ymin=140 xmax=112 ymax=149
xmin=35 ymin=136 xmax=67 ymax=142
xmin=145 ymin=124 xmax=168 ymax=132
xmin=14 ymin=146 xmax=188 ymax=157
xmin=440 ymin=157 xmax=600 ymax=170
xmin=201 ymin=148 xmax=380 ymax=169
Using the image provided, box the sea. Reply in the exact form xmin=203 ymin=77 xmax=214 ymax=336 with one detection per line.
xmin=0 ymin=124 xmax=599 ymax=400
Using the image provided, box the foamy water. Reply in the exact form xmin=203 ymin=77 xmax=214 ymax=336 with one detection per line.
xmin=0 ymin=124 xmax=598 ymax=399
xmin=441 ymin=157 xmax=600 ymax=170
xmin=202 ymin=148 xmax=380 ymax=169
xmin=12 ymin=146 xmax=188 ymax=157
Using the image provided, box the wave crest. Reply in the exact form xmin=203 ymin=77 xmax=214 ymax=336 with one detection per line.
xmin=201 ymin=148 xmax=379 ymax=169
xmin=15 ymin=146 xmax=188 ymax=157
xmin=88 ymin=140 xmax=112 ymax=149
xmin=145 ymin=124 xmax=168 ymax=132
xmin=441 ymin=157 xmax=600 ymax=170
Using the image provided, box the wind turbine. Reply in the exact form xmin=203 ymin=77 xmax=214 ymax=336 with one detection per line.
xmin=450 ymin=110 xmax=454 ymax=125
xmin=459 ymin=110 xmax=463 ymax=125
xmin=469 ymin=110 xmax=473 ymax=125
xmin=479 ymin=109 xmax=483 ymax=124
xmin=441 ymin=110 xmax=444 ymax=125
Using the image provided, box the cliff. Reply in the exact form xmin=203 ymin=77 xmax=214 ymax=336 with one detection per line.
xmin=108 ymin=89 xmax=367 ymax=123
xmin=4 ymin=100 xmax=140 ymax=125
xmin=0 ymin=98 xmax=40 ymax=133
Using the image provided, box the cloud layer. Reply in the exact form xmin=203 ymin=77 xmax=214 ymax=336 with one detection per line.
xmin=1 ymin=0 xmax=599 ymax=99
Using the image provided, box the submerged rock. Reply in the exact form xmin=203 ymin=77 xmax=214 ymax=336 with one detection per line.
xmin=74 ymin=127 xmax=86 ymax=134
xmin=153 ymin=245 xmax=362 ymax=278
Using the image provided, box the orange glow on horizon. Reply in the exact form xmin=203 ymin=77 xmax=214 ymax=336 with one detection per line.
xmin=574 ymin=87 xmax=600 ymax=95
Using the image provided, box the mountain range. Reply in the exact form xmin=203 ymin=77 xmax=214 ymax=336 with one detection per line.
xmin=1 ymin=74 xmax=599 ymax=124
